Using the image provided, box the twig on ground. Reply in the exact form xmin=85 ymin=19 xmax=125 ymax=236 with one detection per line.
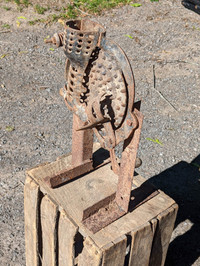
xmin=152 ymin=64 xmax=178 ymax=112
xmin=0 ymin=41 xmax=12 ymax=45
xmin=153 ymin=64 xmax=156 ymax=89
xmin=166 ymin=59 xmax=200 ymax=67
xmin=153 ymin=88 xmax=178 ymax=111
xmin=74 ymin=6 xmax=91 ymax=16
xmin=0 ymin=30 xmax=11 ymax=34
xmin=11 ymin=183 xmax=21 ymax=190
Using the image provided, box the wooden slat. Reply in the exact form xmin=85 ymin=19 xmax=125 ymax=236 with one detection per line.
xmin=78 ymin=237 xmax=102 ymax=266
xmin=102 ymin=235 xmax=127 ymax=266
xmin=41 ymin=195 xmax=58 ymax=266
xmin=24 ymin=176 xmax=40 ymax=266
xmin=94 ymin=189 xmax=175 ymax=248
xmin=129 ymin=220 xmax=157 ymax=266
xmin=149 ymin=203 xmax=178 ymax=266
xmin=58 ymin=210 xmax=78 ymax=266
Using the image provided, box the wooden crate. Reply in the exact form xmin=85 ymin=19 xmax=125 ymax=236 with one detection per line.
xmin=24 ymin=150 xmax=178 ymax=266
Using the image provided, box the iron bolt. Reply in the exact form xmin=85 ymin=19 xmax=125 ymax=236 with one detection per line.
xmin=127 ymin=119 xmax=132 ymax=126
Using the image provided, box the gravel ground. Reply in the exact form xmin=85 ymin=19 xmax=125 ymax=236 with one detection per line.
xmin=0 ymin=0 xmax=200 ymax=265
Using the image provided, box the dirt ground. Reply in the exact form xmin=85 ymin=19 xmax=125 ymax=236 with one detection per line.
xmin=0 ymin=0 xmax=200 ymax=265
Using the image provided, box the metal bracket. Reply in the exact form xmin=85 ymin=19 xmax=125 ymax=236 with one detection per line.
xmin=82 ymin=107 xmax=145 ymax=233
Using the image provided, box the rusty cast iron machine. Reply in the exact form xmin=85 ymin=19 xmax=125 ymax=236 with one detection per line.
xmin=45 ymin=19 xmax=143 ymax=233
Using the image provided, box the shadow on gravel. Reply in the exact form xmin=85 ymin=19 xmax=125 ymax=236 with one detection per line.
xmin=149 ymin=154 xmax=200 ymax=266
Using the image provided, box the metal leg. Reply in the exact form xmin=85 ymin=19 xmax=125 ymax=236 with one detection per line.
xmin=82 ymin=109 xmax=144 ymax=233
xmin=109 ymin=149 xmax=120 ymax=175
xmin=72 ymin=114 xmax=93 ymax=166
xmin=44 ymin=114 xmax=94 ymax=188
xmin=115 ymin=109 xmax=143 ymax=212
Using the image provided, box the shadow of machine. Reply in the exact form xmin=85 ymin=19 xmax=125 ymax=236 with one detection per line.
xmin=148 ymin=154 xmax=200 ymax=266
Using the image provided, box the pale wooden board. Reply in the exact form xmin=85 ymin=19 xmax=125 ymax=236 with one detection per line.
xmin=102 ymin=235 xmax=127 ymax=266
xmin=149 ymin=203 xmax=178 ymax=266
xmin=133 ymin=174 xmax=149 ymax=187
xmin=41 ymin=195 xmax=58 ymax=266
xmin=24 ymin=176 xmax=40 ymax=266
xmin=58 ymin=210 xmax=78 ymax=266
xmin=128 ymin=221 xmax=157 ymax=266
xmin=78 ymin=237 xmax=102 ymax=266
xmin=27 ymin=160 xmax=118 ymax=225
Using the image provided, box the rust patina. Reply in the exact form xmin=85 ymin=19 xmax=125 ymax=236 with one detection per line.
xmin=45 ymin=19 xmax=144 ymax=233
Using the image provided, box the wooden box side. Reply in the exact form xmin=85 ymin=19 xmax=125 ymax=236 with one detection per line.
xmin=24 ymin=176 xmax=80 ymax=266
xmin=24 ymin=176 xmax=41 ymax=266
xmin=24 ymin=175 xmax=178 ymax=266
xmin=25 ymin=148 xmax=178 ymax=266
xmin=99 ymin=203 xmax=178 ymax=266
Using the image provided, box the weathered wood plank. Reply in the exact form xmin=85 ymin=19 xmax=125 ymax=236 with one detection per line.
xmin=94 ymin=189 xmax=175 ymax=248
xmin=58 ymin=210 xmax=78 ymax=266
xmin=102 ymin=235 xmax=127 ymax=266
xmin=41 ymin=195 xmax=58 ymax=266
xmin=129 ymin=220 xmax=157 ymax=266
xmin=78 ymin=237 xmax=102 ymax=266
xmin=24 ymin=176 xmax=40 ymax=266
xmin=27 ymin=158 xmax=118 ymax=225
xmin=149 ymin=203 xmax=178 ymax=266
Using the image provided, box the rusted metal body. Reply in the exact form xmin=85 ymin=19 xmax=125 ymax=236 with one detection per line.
xmin=45 ymin=19 xmax=144 ymax=233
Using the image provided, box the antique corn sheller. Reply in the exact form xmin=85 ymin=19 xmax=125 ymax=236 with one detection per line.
xmin=45 ymin=19 xmax=144 ymax=233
